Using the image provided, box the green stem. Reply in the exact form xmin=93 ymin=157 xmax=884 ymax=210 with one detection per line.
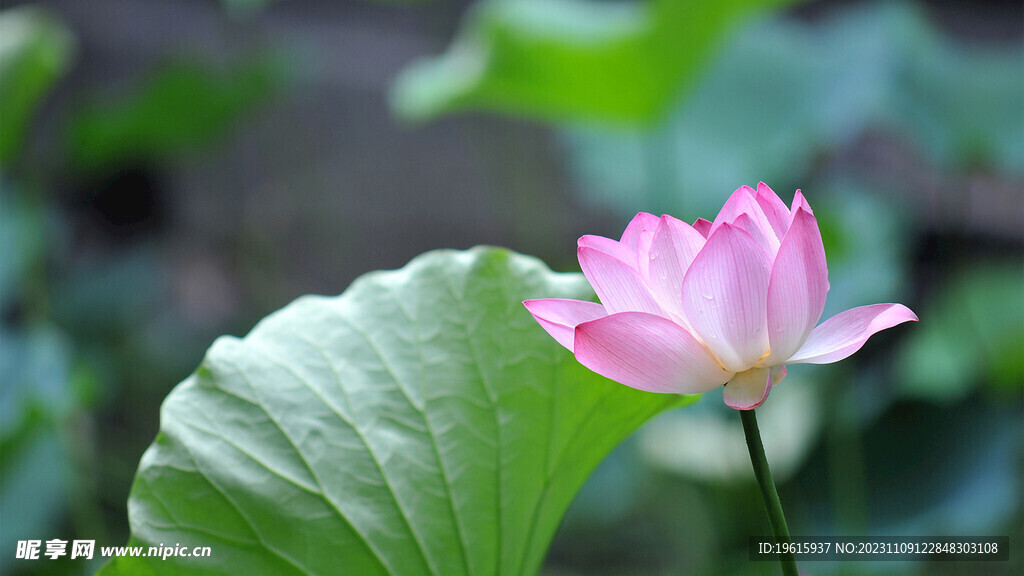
xmin=740 ymin=409 xmax=799 ymax=576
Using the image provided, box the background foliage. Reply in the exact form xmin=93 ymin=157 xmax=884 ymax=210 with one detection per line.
xmin=1 ymin=0 xmax=1021 ymax=575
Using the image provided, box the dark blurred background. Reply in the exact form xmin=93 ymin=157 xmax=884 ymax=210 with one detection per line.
xmin=1 ymin=0 xmax=1021 ymax=574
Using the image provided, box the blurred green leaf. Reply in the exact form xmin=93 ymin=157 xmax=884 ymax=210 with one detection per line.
xmin=0 ymin=6 xmax=75 ymax=166
xmin=1 ymin=431 xmax=72 ymax=572
xmin=898 ymin=262 xmax=1024 ymax=401
xmin=391 ymin=0 xmax=800 ymax=125
xmin=564 ymin=3 xmax=1024 ymax=220
xmin=563 ymin=3 xmax=895 ymax=219
xmin=0 ymin=324 xmax=77 ymax=575
xmin=99 ymin=247 xmax=691 ymax=576
xmin=882 ymin=16 xmax=1024 ymax=175
xmin=0 ymin=326 xmax=76 ymax=439
xmin=0 ymin=182 xmax=47 ymax=307
xmin=68 ymin=58 xmax=277 ymax=171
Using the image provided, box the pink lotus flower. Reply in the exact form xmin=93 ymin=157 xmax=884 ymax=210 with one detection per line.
xmin=524 ymin=183 xmax=918 ymax=410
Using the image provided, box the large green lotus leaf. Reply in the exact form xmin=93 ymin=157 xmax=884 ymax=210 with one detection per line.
xmin=390 ymin=0 xmax=799 ymax=125
xmin=0 ymin=6 xmax=74 ymax=166
xmin=98 ymin=247 xmax=692 ymax=576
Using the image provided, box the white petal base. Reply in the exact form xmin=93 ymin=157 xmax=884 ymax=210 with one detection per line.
xmin=723 ymin=367 xmax=772 ymax=410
